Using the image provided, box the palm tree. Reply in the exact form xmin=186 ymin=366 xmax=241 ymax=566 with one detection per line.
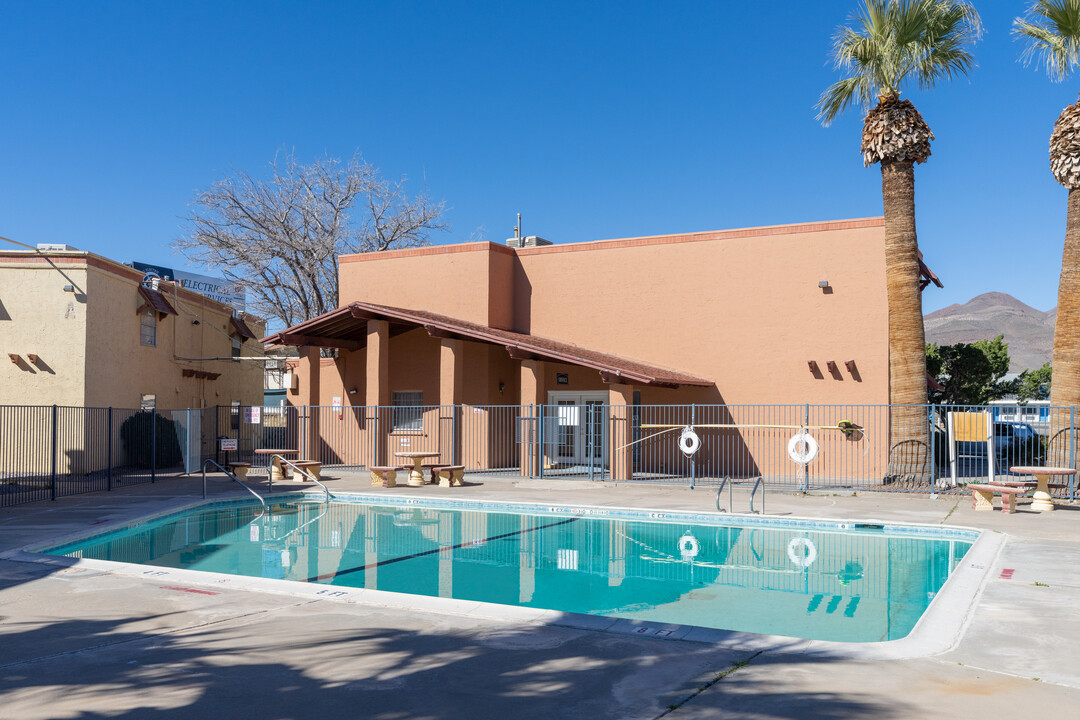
xmin=1015 ymin=2 xmax=1080 ymax=420
xmin=817 ymin=0 xmax=980 ymax=485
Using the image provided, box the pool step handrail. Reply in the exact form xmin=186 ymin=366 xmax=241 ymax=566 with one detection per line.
xmin=272 ymin=454 xmax=334 ymax=502
xmin=717 ymin=477 xmax=765 ymax=515
xmin=202 ymin=458 xmax=267 ymax=517
xmin=715 ymin=476 xmax=731 ymax=512
xmin=749 ymin=477 xmax=764 ymax=515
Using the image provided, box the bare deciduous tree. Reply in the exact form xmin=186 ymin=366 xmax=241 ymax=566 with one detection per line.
xmin=175 ymin=151 xmax=448 ymax=331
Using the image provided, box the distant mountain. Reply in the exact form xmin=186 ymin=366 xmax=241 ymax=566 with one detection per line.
xmin=924 ymin=292 xmax=1054 ymax=373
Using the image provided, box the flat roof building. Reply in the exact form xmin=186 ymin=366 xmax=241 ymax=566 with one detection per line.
xmin=1 ymin=248 xmax=264 ymax=410
xmin=266 ymin=217 xmax=909 ymax=479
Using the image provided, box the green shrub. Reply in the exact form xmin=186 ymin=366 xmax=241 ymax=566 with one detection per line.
xmin=119 ymin=411 xmax=183 ymax=469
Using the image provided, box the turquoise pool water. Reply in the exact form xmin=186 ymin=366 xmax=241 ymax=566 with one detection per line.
xmin=46 ymin=498 xmax=972 ymax=643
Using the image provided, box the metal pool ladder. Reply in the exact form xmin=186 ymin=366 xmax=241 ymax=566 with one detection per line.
xmin=272 ymin=454 xmax=335 ymax=502
xmin=716 ymin=476 xmax=765 ymax=515
xmin=202 ymin=458 xmax=266 ymax=518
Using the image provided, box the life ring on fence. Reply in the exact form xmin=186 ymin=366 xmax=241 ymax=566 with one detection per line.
xmin=787 ymin=537 xmax=818 ymax=569
xmin=678 ymin=532 xmax=700 ymax=559
xmin=679 ymin=426 xmax=701 ymax=456
xmin=787 ymin=431 xmax=819 ymax=465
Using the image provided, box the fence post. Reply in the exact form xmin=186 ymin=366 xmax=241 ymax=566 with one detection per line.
xmin=689 ymin=403 xmax=696 ymax=489
xmin=928 ymin=405 xmax=937 ymax=499
xmin=1071 ymin=406 xmax=1076 ymax=501
xmin=452 ymin=405 xmax=458 ymax=466
xmin=107 ymin=407 xmax=113 ymax=491
xmin=50 ymin=405 xmax=58 ymax=501
xmin=214 ymin=405 xmax=220 ymax=466
xmin=802 ymin=403 xmax=810 ymax=492
xmin=538 ymin=405 xmax=545 ymax=480
xmin=150 ymin=410 xmax=156 ymax=483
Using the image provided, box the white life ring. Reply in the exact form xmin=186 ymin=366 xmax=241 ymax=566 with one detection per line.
xmin=787 ymin=537 xmax=818 ymax=568
xmin=787 ymin=432 xmax=819 ymax=465
xmin=679 ymin=426 xmax=701 ymax=456
xmin=678 ymin=532 xmax=700 ymax=559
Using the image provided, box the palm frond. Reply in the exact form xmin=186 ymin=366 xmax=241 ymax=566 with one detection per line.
xmin=816 ymin=0 xmax=981 ymax=124
xmin=1014 ymin=0 xmax=1080 ymax=82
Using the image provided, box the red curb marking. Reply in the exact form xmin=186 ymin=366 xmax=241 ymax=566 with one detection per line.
xmin=160 ymin=586 xmax=219 ymax=595
xmin=1000 ymin=569 xmax=1015 ymax=579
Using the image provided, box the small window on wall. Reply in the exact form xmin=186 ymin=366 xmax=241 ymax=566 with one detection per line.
xmin=391 ymin=391 xmax=423 ymax=431
xmin=140 ymin=394 xmax=156 ymax=411
xmin=232 ymin=336 xmax=241 ymax=358
xmin=140 ymin=310 xmax=157 ymax=347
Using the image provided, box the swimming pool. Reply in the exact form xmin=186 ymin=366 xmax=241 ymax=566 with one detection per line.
xmin=44 ymin=495 xmax=976 ymax=643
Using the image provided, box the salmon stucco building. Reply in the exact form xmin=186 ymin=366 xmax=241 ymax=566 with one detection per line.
xmin=265 ymin=217 xmax=928 ymax=480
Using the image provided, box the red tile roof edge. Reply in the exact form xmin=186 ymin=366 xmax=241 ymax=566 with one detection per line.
xmin=263 ymin=302 xmax=713 ymax=388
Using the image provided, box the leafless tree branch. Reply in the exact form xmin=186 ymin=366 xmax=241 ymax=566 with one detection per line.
xmin=174 ymin=150 xmax=449 ymax=331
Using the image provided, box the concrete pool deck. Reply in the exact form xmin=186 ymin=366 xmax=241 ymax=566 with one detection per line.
xmin=1 ymin=472 xmax=1078 ymax=719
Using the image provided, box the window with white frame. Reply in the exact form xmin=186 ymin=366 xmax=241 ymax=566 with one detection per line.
xmin=391 ymin=391 xmax=423 ymax=431
xmin=140 ymin=310 xmax=157 ymax=347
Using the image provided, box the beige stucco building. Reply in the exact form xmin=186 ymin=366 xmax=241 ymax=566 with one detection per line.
xmin=265 ymin=217 xmax=927 ymax=480
xmin=1 ymin=248 xmax=265 ymax=410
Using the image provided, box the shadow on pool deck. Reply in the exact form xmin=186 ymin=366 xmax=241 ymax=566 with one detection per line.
xmin=0 ymin=577 xmax=903 ymax=720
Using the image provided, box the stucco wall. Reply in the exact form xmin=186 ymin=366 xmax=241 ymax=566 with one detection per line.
xmin=0 ymin=259 xmax=89 ymax=406
xmin=83 ymin=262 xmax=264 ymax=410
xmin=1 ymin=251 xmax=263 ymax=411
xmin=339 ymin=242 xmax=517 ymax=329
xmin=333 ymin=219 xmax=888 ymax=407
xmin=514 ymin=219 xmax=888 ymax=406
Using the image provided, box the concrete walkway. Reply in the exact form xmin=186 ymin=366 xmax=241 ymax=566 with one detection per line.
xmin=1 ymin=472 xmax=1078 ymax=719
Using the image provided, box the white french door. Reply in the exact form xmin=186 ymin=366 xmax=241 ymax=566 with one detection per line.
xmin=549 ymin=392 xmax=606 ymax=465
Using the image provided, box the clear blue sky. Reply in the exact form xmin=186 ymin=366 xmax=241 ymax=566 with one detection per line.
xmin=0 ymin=0 xmax=1072 ymax=314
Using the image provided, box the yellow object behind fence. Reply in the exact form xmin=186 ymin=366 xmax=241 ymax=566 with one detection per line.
xmin=951 ymin=412 xmax=989 ymax=442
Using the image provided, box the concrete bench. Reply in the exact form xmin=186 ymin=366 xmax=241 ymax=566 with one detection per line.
xmin=422 ymin=463 xmax=443 ymax=484
xmin=291 ymin=460 xmax=323 ymax=481
xmin=370 ymin=465 xmax=402 ymax=488
xmin=968 ymin=484 xmax=1026 ymax=513
xmin=432 ymin=465 xmax=465 ymax=487
xmin=227 ymin=462 xmax=251 ymax=481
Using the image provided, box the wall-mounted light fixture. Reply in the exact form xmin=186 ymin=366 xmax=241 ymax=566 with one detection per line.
xmin=826 ymin=361 xmax=838 ymax=373
xmin=807 ymin=360 xmax=820 ymax=373
xmin=818 ymin=280 xmax=830 ymax=289
xmin=192 ymin=319 xmax=201 ymax=326
xmin=348 ymin=388 xmax=358 ymax=395
xmin=63 ymin=285 xmax=75 ymax=292
xmin=844 ymin=360 xmax=857 ymax=373
xmin=498 ymin=381 xmax=506 ymax=393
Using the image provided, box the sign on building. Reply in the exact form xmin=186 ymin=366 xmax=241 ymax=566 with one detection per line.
xmin=132 ymin=261 xmax=246 ymax=310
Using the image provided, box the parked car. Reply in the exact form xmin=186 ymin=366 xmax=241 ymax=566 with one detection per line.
xmin=943 ymin=421 xmax=1045 ymax=477
xmin=993 ymin=422 xmax=1044 ymax=470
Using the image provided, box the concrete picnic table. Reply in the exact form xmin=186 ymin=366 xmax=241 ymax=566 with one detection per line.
xmin=1008 ymin=466 xmax=1076 ymax=512
xmin=394 ymin=451 xmax=441 ymax=487
xmin=254 ymin=448 xmax=299 ymax=483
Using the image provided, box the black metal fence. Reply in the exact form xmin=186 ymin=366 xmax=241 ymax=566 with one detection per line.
xmin=2 ymin=403 xmax=1077 ymax=507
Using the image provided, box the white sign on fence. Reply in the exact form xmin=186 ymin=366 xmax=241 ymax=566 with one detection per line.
xmin=243 ymin=406 xmax=261 ymax=424
xmin=220 ymin=437 xmax=238 ymax=451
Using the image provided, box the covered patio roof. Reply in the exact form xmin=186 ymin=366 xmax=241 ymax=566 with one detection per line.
xmin=262 ymin=301 xmax=713 ymax=388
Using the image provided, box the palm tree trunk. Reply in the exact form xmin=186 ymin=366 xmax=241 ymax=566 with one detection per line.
xmin=1049 ymin=188 xmax=1080 ymax=467
xmin=1051 ymin=188 xmax=1080 ymax=407
xmin=881 ymin=159 xmax=929 ymax=485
